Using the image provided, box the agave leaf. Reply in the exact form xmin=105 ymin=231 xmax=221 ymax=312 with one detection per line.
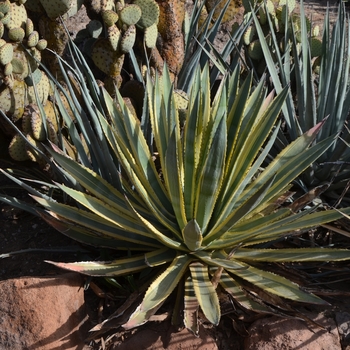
xmin=241 ymin=122 xmax=335 ymax=212
xmin=38 ymin=210 xmax=153 ymax=250
xmin=165 ymin=127 xmax=187 ymax=231
xmin=101 ymin=90 xmax=176 ymax=223
xmin=212 ymin=86 xmax=289 ymax=226
xmin=183 ymin=67 xmax=203 ymax=219
xmin=53 ymin=183 xmax=153 ymax=233
xmin=45 ymin=248 xmax=175 ymax=276
xmin=194 ymin=114 xmax=226 ymax=234
xmin=184 ymin=275 xmax=199 ymax=335
xmin=123 ymin=254 xmax=192 ymax=329
xmin=225 ymin=72 xmax=254 ymax=168
xmin=32 ymin=196 xmax=161 ymax=247
xmin=45 ymin=151 xmax=140 ymax=214
xmin=123 ymin=194 xmax=186 ymax=251
xmin=252 ymin=7 xmax=299 ymax=137
xmin=0 ymin=194 xmax=45 ymax=217
xmin=189 ymin=262 xmax=220 ymax=325
xmin=219 ymin=270 xmax=273 ymax=314
xmin=182 ymin=219 xmax=203 ymax=252
xmin=231 ymin=265 xmax=327 ymax=304
xmin=55 ymin=56 xmax=119 ymax=184
xmin=204 ymin=174 xmax=277 ymax=245
xmin=244 ymin=206 xmax=350 ymax=246
xmin=233 ymin=247 xmax=350 ymax=262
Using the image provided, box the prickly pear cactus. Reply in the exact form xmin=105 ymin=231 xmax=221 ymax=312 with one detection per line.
xmin=75 ymin=0 xmax=162 ymax=89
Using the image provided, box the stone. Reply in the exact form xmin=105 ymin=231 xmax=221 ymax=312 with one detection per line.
xmin=0 ymin=273 xmax=90 ymax=350
xmin=244 ymin=312 xmax=341 ymax=350
xmin=335 ymin=312 xmax=350 ymax=350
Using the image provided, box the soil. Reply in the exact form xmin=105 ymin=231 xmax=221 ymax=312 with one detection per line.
xmin=1 ymin=1 xmax=350 ymax=349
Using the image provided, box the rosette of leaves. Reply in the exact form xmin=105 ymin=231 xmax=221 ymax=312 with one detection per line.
xmin=2 ymin=40 xmax=350 ymax=335
xmin=252 ymin=1 xmax=350 ymax=206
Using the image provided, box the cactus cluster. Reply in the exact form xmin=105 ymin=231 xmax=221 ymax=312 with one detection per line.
xmin=76 ymin=0 xmax=161 ymax=89
xmin=0 ymin=0 xmax=51 ymax=126
xmin=8 ymin=103 xmax=57 ymax=165
xmin=0 ymin=0 xmax=84 ymax=165
xmin=239 ymin=0 xmax=322 ymax=72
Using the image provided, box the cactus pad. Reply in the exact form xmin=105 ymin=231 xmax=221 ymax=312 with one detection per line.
xmin=3 ymin=61 xmax=12 ymax=75
xmin=8 ymin=27 xmax=25 ymax=42
xmin=25 ymin=18 xmax=34 ymax=37
xmin=40 ymin=0 xmax=71 ymax=19
xmin=27 ymin=30 xmax=39 ymax=47
xmin=30 ymin=105 xmax=46 ymax=141
xmin=22 ymin=109 xmax=31 ymax=134
xmin=9 ymin=133 xmax=30 ymax=161
xmin=25 ymin=67 xmax=42 ymax=86
xmin=27 ymin=70 xmax=50 ymax=104
xmin=11 ymin=57 xmax=24 ymax=74
xmin=0 ymin=0 xmax=11 ymax=14
xmin=120 ymin=24 xmax=136 ymax=53
xmin=91 ymin=38 xmax=122 ymax=76
xmin=36 ymin=38 xmax=47 ymax=51
xmin=9 ymin=2 xmax=27 ymax=28
xmin=87 ymin=19 xmax=103 ymax=38
xmin=119 ymin=4 xmax=142 ymax=26
xmin=107 ymin=24 xmax=121 ymax=51
xmin=243 ymin=26 xmax=256 ymax=45
xmin=144 ymin=22 xmax=157 ymax=48
xmin=0 ymin=42 xmax=13 ymax=65
xmin=133 ymin=0 xmax=159 ymax=29
xmin=25 ymin=132 xmax=46 ymax=166
xmin=0 ymin=21 xmax=4 ymax=38
xmin=248 ymin=40 xmax=263 ymax=60
xmin=1 ymin=12 xmax=11 ymax=26
xmin=279 ymin=0 xmax=296 ymax=12
xmin=311 ymin=37 xmax=322 ymax=58
xmin=101 ymin=10 xmax=119 ymax=27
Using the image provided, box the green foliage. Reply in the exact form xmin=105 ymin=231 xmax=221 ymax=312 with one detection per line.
xmin=253 ymin=1 xmax=350 ymax=205
xmin=238 ymin=0 xmax=321 ymax=75
xmin=2 ymin=42 xmax=350 ymax=333
xmin=1 ymin=0 xmax=350 ymax=339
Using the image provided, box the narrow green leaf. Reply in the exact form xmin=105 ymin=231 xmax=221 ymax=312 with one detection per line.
xmin=45 ymin=248 xmax=174 ymax=276
xmin=233 ymin=247 xmax=350 ymax=262
xmin=194 ymin=115 xmax=226 ymax=234
xmin=124 ymin=254 xmax=192 ymax=329
xmin=219 ymin=270 xmax=273 ymax=314
xmin=229 ymin=264 xmax=327 ymax=304
xmin=182 ymin=219 xmax=203 ymax=251
xmin=165 ymin=128 xmax=187 ymax=231
xmin=190 ymin=262 xmax=220 ymax=325
xmin=184 ymin=276 xmax=199 ymax=335
xmin=38 ymin=210 xmax=153 ymax=250
xmin=32 ymin=195 xmax=161 ymax=247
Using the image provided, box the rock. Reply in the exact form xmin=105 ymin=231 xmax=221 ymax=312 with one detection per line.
xmin=0 ymin=273 xmax=90 ymax=350
xmin=244 ymin=312 xmax=341 ymax=350
xmin=335 ymin=312 xmax=350 ymax=350
xmin=111 ymin=320 xmax=218 ymax=350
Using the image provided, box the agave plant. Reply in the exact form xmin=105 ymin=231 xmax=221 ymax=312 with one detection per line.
xmin=251 ymin=1 xmax=350 ymax=206
xmin=2 ymin=39 xmax=350 ymax=333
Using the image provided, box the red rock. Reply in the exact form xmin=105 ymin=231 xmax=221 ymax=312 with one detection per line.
xmin=0 ymin=273 xmax=89 ymax=350
xmin=244 ymin=312 xmax=341 ymax=350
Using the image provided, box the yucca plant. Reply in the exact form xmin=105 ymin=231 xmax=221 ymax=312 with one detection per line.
xmin=2 ymin=38 xmax=350 ymax=334
xmin=251 ymin=1 xmax=350 ymax=206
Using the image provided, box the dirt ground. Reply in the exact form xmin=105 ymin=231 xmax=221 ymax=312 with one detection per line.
xmin=1 ymin=1 xmax=350 ymax=349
